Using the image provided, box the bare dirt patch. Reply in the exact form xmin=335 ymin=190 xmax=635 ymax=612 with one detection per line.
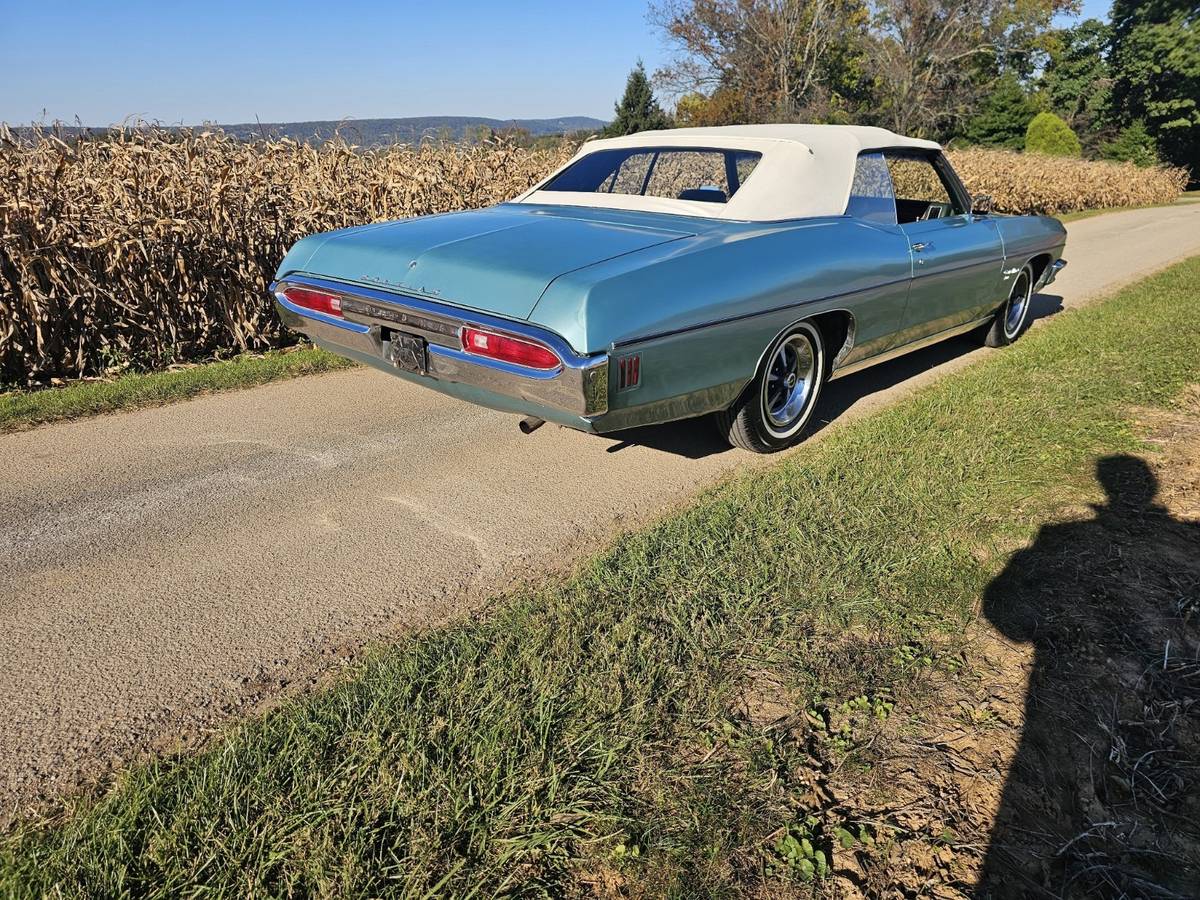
xmin=820 ymin=392 xmax=1200 ymax=898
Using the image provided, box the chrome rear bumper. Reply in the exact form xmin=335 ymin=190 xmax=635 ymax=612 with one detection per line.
xmin=272 ymin=275 xmax=609 ymax=425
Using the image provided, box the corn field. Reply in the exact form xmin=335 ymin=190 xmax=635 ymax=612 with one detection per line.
xmin=946 ymin=148 xmax=1189 ymax=215
xmin=0 ymin=128 xmax=572 ymax=386
xmin=0 ymin=128 xmax=1188 ymax=386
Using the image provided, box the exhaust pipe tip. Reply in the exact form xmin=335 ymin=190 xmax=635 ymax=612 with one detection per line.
xmin=518 ymin=416 xmax=545 ymax=435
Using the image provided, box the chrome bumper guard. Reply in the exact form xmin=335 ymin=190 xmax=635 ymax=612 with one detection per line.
xmin=272 ymin=275 xmax=608 ymax=418
xmin=1039 ymin=258 xmax=1067 ymax=289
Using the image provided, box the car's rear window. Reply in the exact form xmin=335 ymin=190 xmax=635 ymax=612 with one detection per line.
xmin=541 ymin=147 xmax=761 ymax=204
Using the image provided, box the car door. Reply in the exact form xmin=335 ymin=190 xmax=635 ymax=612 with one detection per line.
xmin=834 ymin=151 xmax=921 ymax=366
xmin=884 ymin=151 xmax=1005 ymax=344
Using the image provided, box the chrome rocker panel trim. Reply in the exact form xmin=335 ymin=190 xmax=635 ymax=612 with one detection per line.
xmin=829 ymin=314 xmax=994 ymax=380
xmin=272 ymin=275 xmax=609 ymax=426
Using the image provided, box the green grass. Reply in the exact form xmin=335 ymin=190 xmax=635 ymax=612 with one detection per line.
xmin=3 ymin=258 xmax=1200 ymax=896
xmin=0 ymin=345 xmax=355 ymax=433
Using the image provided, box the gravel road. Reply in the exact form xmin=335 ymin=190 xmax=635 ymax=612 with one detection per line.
xmin=4 ymin=202 xmax=1200 ymax=813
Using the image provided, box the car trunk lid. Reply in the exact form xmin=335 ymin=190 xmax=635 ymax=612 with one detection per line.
xmin=289 ymin=206 xmax=694 ymax=321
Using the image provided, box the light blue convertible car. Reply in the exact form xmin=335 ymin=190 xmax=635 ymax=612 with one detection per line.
xmin=273 ymin=125 xmax=1066 ymax=452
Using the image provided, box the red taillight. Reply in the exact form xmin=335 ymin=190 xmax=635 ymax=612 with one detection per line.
xmin=617 ymin=354 xmax=641 ymax=390
xmin=460 ymin=327 xmax=560 ymax=370
xmin=282 ymin=286 xmax=342 ymax=317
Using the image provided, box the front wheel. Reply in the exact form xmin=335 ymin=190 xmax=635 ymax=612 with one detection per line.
xmin=716 ymin=321 xmax=826 ymax=453
xmin=983 ymin=263 xmax=1034 ymax=347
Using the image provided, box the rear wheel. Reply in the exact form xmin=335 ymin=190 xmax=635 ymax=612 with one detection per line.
xmin=984 ymin=263 xmax=1034 ymax=347
xmin=716 ymin=321 xmax=826 ymax=453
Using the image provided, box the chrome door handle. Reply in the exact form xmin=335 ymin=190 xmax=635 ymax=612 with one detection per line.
xmin=911 ymin=241 xmax=933 ymax=252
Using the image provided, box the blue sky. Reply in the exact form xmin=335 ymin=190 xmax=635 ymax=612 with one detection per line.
xmin=2 ymin=0 xmax=1112 ymax=127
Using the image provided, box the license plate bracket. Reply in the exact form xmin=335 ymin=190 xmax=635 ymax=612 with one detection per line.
xmin=386 ymin=331 xmax=428 ymax=375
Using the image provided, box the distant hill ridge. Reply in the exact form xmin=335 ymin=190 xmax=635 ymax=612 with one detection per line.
xmin=219 ymin=116 xmax=607 ymax=145
xmin=7 ymin=115 xmax=607 ymax=146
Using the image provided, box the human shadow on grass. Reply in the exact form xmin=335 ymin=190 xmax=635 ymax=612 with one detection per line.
xmin=599 ymin=291 xmax=1063 ymax=459
xmin=976 ymin=455 xmax=1200 ymax=898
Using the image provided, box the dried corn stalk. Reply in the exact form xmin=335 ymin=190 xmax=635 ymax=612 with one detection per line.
xmin=0 ymin=128 xmax=1186 ymax=386
xmin=0 ymin=126 xmax=571 ymax=385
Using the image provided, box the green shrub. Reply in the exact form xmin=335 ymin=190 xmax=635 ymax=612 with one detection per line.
xmin=1025 ymin=112 xmax=1083 ymax=157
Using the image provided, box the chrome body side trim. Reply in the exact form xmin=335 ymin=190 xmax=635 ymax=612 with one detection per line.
xmin=610 ymin=276 xmax=909 ymax=350
xmin=829 ymin=313 xmax=994 ymax=380
xmin=610 ymin=251 xmax=1024 ymax=352
xmin=273 ymin=275 xmax=609 ymax=419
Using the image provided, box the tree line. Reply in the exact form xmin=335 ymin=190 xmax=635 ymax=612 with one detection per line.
xmin=601 ymin=0 xmax=1197 ymax=174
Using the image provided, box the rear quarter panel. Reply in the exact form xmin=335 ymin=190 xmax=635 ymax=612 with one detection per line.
xmin=530 ymin=216 xmax=914 ymax=430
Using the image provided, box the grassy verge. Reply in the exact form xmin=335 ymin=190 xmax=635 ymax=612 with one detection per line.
xmin=1058 ymin=191 xmax=1200 ymax=222
xmin=0 ymin=345 xmax=355 ymax=433
xmin=3 ymin=259 xmax=1200 ymax=896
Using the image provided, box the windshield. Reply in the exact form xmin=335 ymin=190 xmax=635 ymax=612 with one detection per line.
xmin=541 ymin=147 xmax=762 ymax=205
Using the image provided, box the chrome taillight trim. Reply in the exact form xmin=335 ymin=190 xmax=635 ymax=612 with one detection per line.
xmin=271 ymin=274 xmax=608 ymax=416
xmin=458 ymin=325 xmax=563 ymax=374
xmin=275 ymin=275 xmax=592 ymax=366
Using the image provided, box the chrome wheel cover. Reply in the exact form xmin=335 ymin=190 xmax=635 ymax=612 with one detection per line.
xmin=1005 ymin=267 xmax=1032 ymax=337
xmin=762 ymin=331 xmax=817 ymax=435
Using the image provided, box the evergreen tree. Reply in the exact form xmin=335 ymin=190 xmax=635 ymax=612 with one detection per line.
xmin=1038 ymin=18 xmax=1112 ymax=142
xmin=1100 ymin=120 xmax=1162 ymax=166
xmin=1108 ymin=0 xmax=1199 ymax=172
xmin=963 ymin=74 xmax=1038 ymax=149
xmin=603 ymin=62 xmax=672 ymax=137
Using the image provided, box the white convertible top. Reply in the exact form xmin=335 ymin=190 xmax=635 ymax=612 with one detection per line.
xmin=513 ymin=124 xmax=941 ymax=221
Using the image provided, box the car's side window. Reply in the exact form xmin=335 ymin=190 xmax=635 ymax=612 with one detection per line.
xmin=888 ymin=153 xmax=969 ymax=224
xmin=884 ymin=153 xmax=966 ymax=224
xmin=846 ymin=152 xmax=897 ymax=224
